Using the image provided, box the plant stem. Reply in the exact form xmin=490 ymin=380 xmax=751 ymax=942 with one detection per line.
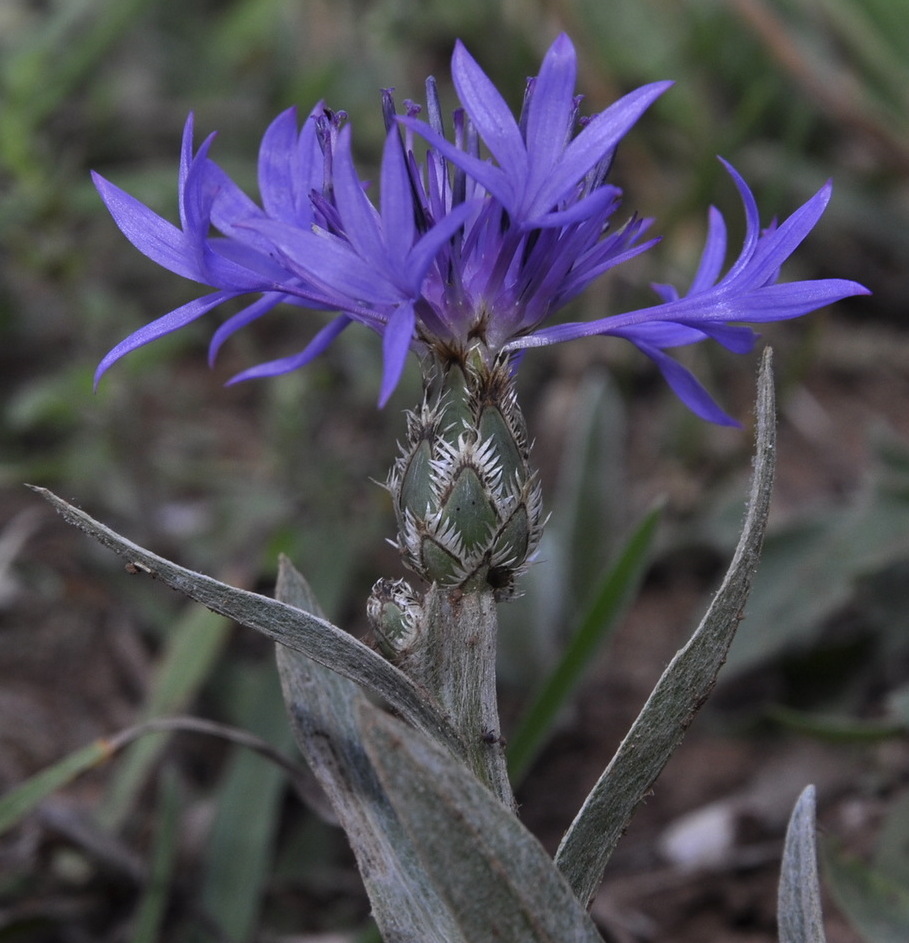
xmin=416 ymin=585 xmax=514 ymax=809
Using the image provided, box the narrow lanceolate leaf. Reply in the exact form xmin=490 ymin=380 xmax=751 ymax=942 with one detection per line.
xmin=30 ymin=487 xmax=463 ymax=759
xmin=555 ymin=347 xmax=777 ymax=906
xmin=361 ymin=702 xmax=606 ymax=943
xmin=274 ymin=556 xmax=469 ymax=943
xmin=278 ymin=556 xmax=603 ymax=943
xmin=778 ymin=785 xmax=827 ymax=943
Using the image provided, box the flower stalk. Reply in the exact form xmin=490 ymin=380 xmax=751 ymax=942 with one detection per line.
xmin=369 ymin=353 xmax=543 ymax=804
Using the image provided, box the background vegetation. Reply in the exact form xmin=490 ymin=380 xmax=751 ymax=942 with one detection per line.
xmin=2 ymin=0 xmax=908 ymax=940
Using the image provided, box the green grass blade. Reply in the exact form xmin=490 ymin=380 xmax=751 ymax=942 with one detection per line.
xmin=99 ymin=605 xmax=231 ymax=830
xmin=199 ymin=661 xmax=293 ymax=942
xmin=130 ymin=769 xmax=182 ymax=943
xmin=0 ymin=740 xmax=112 ymax=837
xmin=507 ymin=503 xmax=662 ymax=783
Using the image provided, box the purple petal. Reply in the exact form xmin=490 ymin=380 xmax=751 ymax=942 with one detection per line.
xmin=400 ymin=115 xmax=515 ymax=211
xmin=208 ymin=293 xmax=288 ymax=364
xmin=724 ymin=278 xmax=870 ymax=321
xmin=178 ymin=114 xmax=196 ymax=228
xmin=94 ymin=291 xmax=234 ymax=387
xmin=524 ymin=183 xmax=621 ymax=229
xmin=379 ymin=130 xmax=416 ymax=272
xmin=635 ymin=342 xmax=741 ymax=426
xmin=404 ymin=200 xmax=477 ymax=294
xmin=241 ymin=219 xmax=400 ymax=304
xmin=650 ymin=282 xmax=680 ymax=303
xmin=92 ymin=172 xmax=199 ymax=281
xmin=332 ymin=126 xmax=386 ymax=263
xmin=689 ymin=206 xmax=727 ymax=293
xmin=258 ymin=107 xmax=301 ymax=221
xmin=717 ymin=159 xmax=762 ymax=281
xmin=558 ymin=238 xmax=659 ymax=302
xmin=451 ymin=39 xmax=528 ymax=181
xmin=736 ymin=183 xmax=832 ymax=291
xmin=523 ymin=34 xmax=578 ymax=200
xmin=528 ymin=81 xmax=672 ymax=217
xmin=205 ymin=160 xmax=268 ymax=246
xmin=225 ymin=314 xmax=353 ymax=384
xmin=379 ymin=301 xmax=416 ymax=406
xmin=609 ymin=322 xmax=708 ymax=346
xmin=673 ymin=321 xmax=758 ymax=352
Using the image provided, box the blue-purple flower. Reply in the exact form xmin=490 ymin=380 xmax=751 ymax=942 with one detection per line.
xmin=93 ymin=33 xmax=868 ymax=424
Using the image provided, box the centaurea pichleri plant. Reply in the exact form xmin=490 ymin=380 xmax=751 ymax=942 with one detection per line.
xmin=40 ymin=32 xmax=866 ymax=941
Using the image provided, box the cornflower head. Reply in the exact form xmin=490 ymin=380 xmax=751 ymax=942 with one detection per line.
xmin=93 ymin=32 xmax=867 ymax=425
xmin=92 ymin=34 xmax=868 ymax=595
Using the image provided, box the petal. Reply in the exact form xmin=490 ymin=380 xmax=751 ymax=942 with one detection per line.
xmin=94 ymin=291 xmax=234 ymax=386
xmin=178 ymin=113 xmax=196 ymax=229
xmin=205 ymin=160 xmax=268 ymax=245
xmin=717 ymin=159 xmax=761 ymax=281
xmin=634 ymin=342 xmax=741 ymax=426
xmin=242 ymin=219 xmax=400 ymax=304
xmin=527 ymin=81 xmax=672 ymax=217
xmin=208 ymin=293 xmax=288 ymax=364
xmin=258 ymin=107 xmax=302 ymax=221
xmin=225 ymin=314 xmax=353 ymax=383
xmin=294 ymin=105 xmax=327 ymax=220
xmin=400 ymin=115 xmax=515 ymax=212
xmin=523 ymin=34 xmax=578 ymax=200
xmin=332 ymin=126 xmax=386 ymax=263
xmin=724 ymin=278 xmax=870 ymax=321
xmin=92 ymin=171 xmax=200 ymax=281
xmin=405 ymin=200 xmax=477 ymax=295
xmin=683 ymin=321 xmax=758 ymax=352
xmin=558 ymin=238 xmax=659 ymax=303
xmin=689 ymin=206 xmax=727 ymax=293
xmin=379 ymin=130 xmax=416 ymax=271
xmin=736 ymin=183 xmax=832 ymax=291
xmin=379 ymin=301 xmax=416 ymax=406
xmin=179 ymin=131 xmax=219 ymax=240
xmin=524 ymin=183 xmax=621 ymax=229
xmin=451 ymin=39 xmax=528 ymax=181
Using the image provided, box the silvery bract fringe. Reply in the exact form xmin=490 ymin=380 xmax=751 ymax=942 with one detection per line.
xmin=387 ymin=356 xmax=543 ymax=600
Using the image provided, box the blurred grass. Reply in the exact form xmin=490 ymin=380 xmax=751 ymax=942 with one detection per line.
xmin=1 ymin=0 xmax=908 ymax=940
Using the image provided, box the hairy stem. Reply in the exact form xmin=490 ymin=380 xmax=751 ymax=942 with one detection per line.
xmin=416 ymin=585 xmax=514 ymax=809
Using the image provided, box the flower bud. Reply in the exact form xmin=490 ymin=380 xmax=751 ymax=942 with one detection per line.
xmin=367 ymin=577 xmax=423 ymax=657
xmin=388 ymin=356 xmax=543 ymax=599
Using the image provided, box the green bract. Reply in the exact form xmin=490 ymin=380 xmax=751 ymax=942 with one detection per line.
xmin=388 ymin=357 xmax=543 ymax=599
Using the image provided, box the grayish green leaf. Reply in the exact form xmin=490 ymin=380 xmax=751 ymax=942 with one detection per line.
xmin=278 ymin=557 xmax=604 ymax=942
xmin=779 ymin=785 xmax=826 ymax=943
xmin=555 ymin=347 xmax=777 ymax=905
xmin=361 ymin=700 xmax=606 ymax=943
xmin=0 ymin=740 xmax=112 ymax=837
xmin=274 ymin=556 xmax=469 ymax=943
xmin=31 ymin=486 xmax=463 ymax=759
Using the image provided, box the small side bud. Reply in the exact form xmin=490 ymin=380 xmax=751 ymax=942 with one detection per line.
xmin=367 ymin=577 xmax=423 ymax=658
